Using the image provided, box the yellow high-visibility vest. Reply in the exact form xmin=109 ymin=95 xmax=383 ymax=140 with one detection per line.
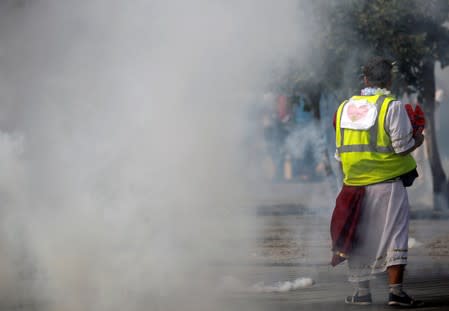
xmin=336 ymin=94 xmax=416 ymax=186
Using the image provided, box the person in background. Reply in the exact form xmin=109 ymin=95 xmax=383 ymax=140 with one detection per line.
xmin=290 ymin=93 xmax=316 ymax=180
xmin=330 ymin=57 xmax=424 ymax=307
xmin=262 ymin=93 xmax=290 ymax=181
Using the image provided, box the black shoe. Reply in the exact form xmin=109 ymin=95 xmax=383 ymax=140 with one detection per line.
xmin=388 ymin=292 xmax=424 ymax=307
xmin=345 ymin=293 xmax=372 ymax=305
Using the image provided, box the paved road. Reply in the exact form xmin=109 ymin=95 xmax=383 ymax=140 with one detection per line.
xmin=223 ymin=206 xmax=449 ymax=311
xmin=1 ymin=181 xmax=447 ymax=311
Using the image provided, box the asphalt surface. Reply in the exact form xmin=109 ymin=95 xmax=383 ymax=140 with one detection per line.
xmin=226 ymin=180 xmax=449 ymax=311
xmin=225 ymin=214 xmax=449 ymax=311
xmin=1 ymin=180 xmax=447 ymax=311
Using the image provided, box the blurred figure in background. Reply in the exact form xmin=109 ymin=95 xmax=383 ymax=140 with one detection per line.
xmin=283 ymin=92 xmax=314 ymax=180
xmin=262 ymin=93 xmax=290 ymax=181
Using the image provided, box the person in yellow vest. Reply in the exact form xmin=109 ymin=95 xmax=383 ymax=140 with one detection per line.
xmin=334 ymin=57 xmax=424 ymax=306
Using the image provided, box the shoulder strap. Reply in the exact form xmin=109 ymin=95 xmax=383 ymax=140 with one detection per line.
xmin=337 ymin=95 xmax=394 ymax=153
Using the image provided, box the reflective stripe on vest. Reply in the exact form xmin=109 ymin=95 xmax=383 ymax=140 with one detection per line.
xmin=337 ymin=95 xmax=394 ymax=154
xmin=335 ymin=94 xmax=416 ymax=186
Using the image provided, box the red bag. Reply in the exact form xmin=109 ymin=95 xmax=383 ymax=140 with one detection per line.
xmin=404 ymin=103 xmax=425 ymax=136
xmin=414 ymin=104 xmax=425 ymax=134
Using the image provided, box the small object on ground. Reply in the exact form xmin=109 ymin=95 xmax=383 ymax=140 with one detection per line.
xmin=408 ymin=237 xmax=423 ymax=248
xmin=251 ymin=277 xmax=314 ymax=293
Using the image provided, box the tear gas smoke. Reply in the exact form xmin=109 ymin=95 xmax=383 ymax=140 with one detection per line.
xmin=0 ymin=1 xmax=315 ymax=310
xmin=2 ymin=1 xmax=447 ymax=310
xmin=219 ymin=275 xmax=314 ymax=293
xmin=250 ymin=277 xmax=314 ymax=293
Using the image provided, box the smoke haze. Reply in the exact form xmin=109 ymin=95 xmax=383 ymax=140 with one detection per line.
xmin=2 ymin=1 xmax=448 ymax=310
xmin=0 ymin=1 xmax=315 ymax=310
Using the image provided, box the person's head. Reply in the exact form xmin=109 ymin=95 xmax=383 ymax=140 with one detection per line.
xmin=362 ymin=56 xmax=393 ymax=89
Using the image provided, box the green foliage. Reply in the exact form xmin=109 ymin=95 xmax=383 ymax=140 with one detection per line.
xmin=322 ymin=0 xmax=449 ymax=95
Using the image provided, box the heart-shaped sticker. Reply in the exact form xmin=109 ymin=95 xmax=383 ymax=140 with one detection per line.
xmin=347 ymin=103 xmax=370 ymax=122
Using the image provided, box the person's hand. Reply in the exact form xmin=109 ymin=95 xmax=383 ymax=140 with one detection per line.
xmin=398 ymin=133 xmax=425 ymax=156
xmin=414 ymin=132 xmax=424 ymax=148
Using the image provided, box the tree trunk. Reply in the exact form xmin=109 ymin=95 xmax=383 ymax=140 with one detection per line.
xmin=421 ymin=60 xmax=449 ymax=211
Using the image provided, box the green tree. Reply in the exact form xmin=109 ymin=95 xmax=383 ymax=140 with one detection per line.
xmin=318 ymin=0 xmax=449 ymax=210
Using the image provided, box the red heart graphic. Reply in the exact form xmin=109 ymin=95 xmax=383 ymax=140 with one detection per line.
xmin=347 ymin=103 xmax=369 ymax=122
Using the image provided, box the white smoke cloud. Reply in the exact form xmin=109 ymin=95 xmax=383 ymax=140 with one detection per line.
xmin=0 ymin=1 xmax=314 ymax=310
